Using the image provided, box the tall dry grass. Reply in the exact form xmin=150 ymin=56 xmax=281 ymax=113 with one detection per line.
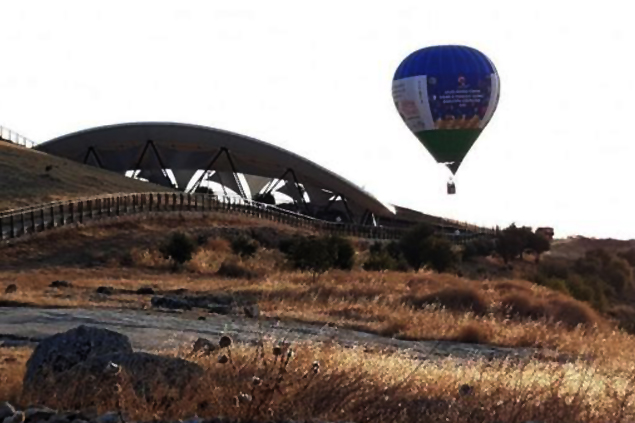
xmin=2 ymin=339 xmax=635 ymax=422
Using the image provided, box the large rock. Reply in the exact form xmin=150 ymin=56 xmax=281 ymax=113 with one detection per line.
xmin=22 ymin=326 xmax=133 ymax=397
xmin=43 ymin=352 xmax=203 ymax=407
xmin=0 ymin=403 xmax=15 ymax=421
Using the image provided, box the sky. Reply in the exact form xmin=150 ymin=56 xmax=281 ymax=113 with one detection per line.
xmin=1 ymin=1 xmax=634 ymax=239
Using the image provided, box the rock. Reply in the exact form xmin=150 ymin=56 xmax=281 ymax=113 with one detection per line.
xmin=0 ymin=403 xmax=15 ymax=421
xmin=4 ymin=285 xmax=17 ymax=294
xmin=135 ymin=286 xmax=155 ymax=295
xmin=3 ymin=411 xmax=23 ymax=423
xmin=151 ymin=296 xmax=192 ymax=311
xmin=22 ymin=326 xmax=133 ymax=400
xmin=46 ymin=416 xmax=69 ymax=423
xmin=95 ymin=286 xmax=114 ymax=295
xmin=94 ymin=412 xmax=121 ymax=423
xmin=197 ymin=316 xmax=206 ymax=321
xmin=53 ymin=352 xmax=203 ymax=403
xmin=192 ymin=337 xmax=218 ymax=355
xmin=24 ymin=407 xmax=56 ymax=423
xmin=244 ymin=304 xmax=260 ymax=318
xmin=207 ymin=304 xmax=233 ymax=315
xmin=49 ymin=280 xmax=72 ymax=289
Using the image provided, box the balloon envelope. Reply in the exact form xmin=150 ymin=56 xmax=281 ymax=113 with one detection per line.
xmin=392 ymin=45 xmax=500 ymax=174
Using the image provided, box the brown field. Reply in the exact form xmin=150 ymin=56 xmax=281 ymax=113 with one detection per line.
xmin=2 ymin=213 xmax=635 ymax=421
xmin=0 ymin=142 xmax=172 ymax=211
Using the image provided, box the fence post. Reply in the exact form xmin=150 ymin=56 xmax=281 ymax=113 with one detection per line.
xmin=20 ymin=212 xmax=26 ymax=236
xmin=88 ymin=200 xmax=93 ymax=219
xmin=0 ymin=216 xmax=4 ymax=240
xmin=10 ymin=215 xmax=15 ymax=238
xmin=50 ymin=205 xmax=55 ymax=228
xmin=31 ymin=210 xmax=36 ymax=233
xmin=149 ymin=194 xmax=153 ymax=212
xmin=40 ymin=208 xmax=45 ymax=232
xmin=79 ymin=201 xmax=84 ymax=224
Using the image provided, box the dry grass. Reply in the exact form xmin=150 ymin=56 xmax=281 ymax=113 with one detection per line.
xmin=2 ymin=215 xmax=635 ymax=378
xmin=0 ymin=143 xmax=173 ymax=211
xmin=0 ymin=346 xmax=32 ymax=404
xmin=2 ymin=340 xmax=635 ymax=422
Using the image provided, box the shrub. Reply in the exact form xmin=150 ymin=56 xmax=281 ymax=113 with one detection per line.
xmin=500 ymin=293 xmax=548 ymax=320
xmin=547 ymin=298 xmax=600 ymax=328
xmin=407 ymin=286 xmax=489 ymax=314
xmin=399 ymin=223 xmax=436 ymax=271
xmin=284 ymin=236 xmax=334 ymax=279
xmin=454 ymin=322 xmax=492 ymax=344
xmin=216 ymin=260 xmax=258 ymax=279
xmin=231 ymin=235 xmax=259 ymax=258
xmin=363 ymin=251 xmax=398 ymax=271
xmin=160 ymin=232 xmax=197 ymax=267
xmin=398 ymin=224 xmax=457 ymax=273
xmin=462 ymin=237 xmax=496 ymax=261
xmin=425 ymin=236 xmax=457 ymax=272
xmin=326 ymin=236 xmax=355 ymax=271
xmin=575 ymin=248 xmax=634 ymax=295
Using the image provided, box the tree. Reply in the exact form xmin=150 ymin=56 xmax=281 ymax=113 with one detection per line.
xmin=326 ymin=236 xmax=355 ymax=270
xmin=285 ymin=236 xmax=334 ymax=280
xmin=160 ymin=232 xmax=197 ymax=269
xmin=399 ymin=223 xmax=436 ymax=271
xmin=527 ymin=232 xmax=551 ymax=263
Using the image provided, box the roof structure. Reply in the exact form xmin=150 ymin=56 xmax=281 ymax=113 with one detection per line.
xmin=35 ymin=122 xmax=396 ymax=221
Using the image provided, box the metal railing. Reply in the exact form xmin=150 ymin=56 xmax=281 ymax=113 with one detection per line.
xmin=0 ymin=192 xmax=489 ymax=243
xmin=0 ymin=126 xmax=36 ymax=148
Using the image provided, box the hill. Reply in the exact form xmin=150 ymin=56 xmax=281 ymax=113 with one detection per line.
xmin=0 ymin=141 xmax=172 ymax=211
xmin=548 ymin=236 xmax=635 ymax=260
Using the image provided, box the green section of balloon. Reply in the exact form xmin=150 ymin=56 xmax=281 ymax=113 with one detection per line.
xmin=392 ymin=45 xmax=500 ymax=174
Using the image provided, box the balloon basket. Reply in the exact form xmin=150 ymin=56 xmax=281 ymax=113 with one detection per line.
xmin=447 ymin=181 xmax=456 ymax=195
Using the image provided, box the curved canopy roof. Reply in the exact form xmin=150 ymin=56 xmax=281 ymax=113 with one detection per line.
xmin=36 ymin=122 xmax=396 ymax=217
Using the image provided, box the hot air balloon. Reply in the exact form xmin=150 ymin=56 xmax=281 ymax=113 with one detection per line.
xmin=392 ymin=45 xmax=500 ymax=194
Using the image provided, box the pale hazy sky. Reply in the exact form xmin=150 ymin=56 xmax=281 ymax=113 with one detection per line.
xmin=1 ymin=1 xmax=633 ymax=239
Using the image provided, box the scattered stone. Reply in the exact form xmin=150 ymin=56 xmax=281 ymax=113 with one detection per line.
xmin=151 ymin=296 xmax=192 ymax=311
xmin=94 ymin=412 xmax=121 ymax=423
xmin=3 ymin=411 xmax=23 ymax=423
xmin=4 ymin=285 xmax=17 ymax=294
xmin=22 ymin=326 xmax=133 ymax=399
xmin=207 ymin=304 xmax=233 ymax=315
xmin=0 ymin=403 xmax=15 ymax=421
xmin=135 ymin=286 xmax=155 ymax=295
xmin=24 ymin=407 xmax=56 ymax=423
xmin=244 ymin=304 xmax=260 ymax=318
xmin=46 ymin=416 xmax=69 ymax=423
xmin=95 ymin=286 xmax=114 ymax=295
xmin=192 ymin=337 xmax=217 ymax=355
xmin=49 ymin=280 xmax=72 ymax=289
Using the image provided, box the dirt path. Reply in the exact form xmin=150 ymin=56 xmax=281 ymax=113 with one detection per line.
xmin=0 ymin=306 xmax=548 ymax=362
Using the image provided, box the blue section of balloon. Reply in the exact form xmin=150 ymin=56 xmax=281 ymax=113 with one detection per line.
xmin=393 ymin=45 xmax=496 ymax=81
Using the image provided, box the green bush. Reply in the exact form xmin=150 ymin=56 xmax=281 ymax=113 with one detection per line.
xmin=231 ymin=235 xmax=259 ymax=258
xmin=160 ymin=232 xmax=197 ymax=267
xmin=283 ymin=236 xmax=334 ymax=279
xmin=398 ymin=223 xmax=457 ymax=272
xmin=425 ymin=236 xmax=457 ymax=273
xmin=575 ymin=248 xmax=634 ymax=295
xmin=326 ymin=236 xmax=355 ymax=271
xmin=462 ymin=237 xmax=496 ymax=261
xmin=399 ymin=223 xmax=436 ymax=271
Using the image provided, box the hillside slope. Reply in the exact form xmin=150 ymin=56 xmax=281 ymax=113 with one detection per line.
xmin=0 ymin=142 xmax=172 ymax=211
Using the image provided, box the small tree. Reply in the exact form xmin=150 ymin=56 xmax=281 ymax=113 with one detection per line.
xmin=425 ymin=236 xmax=457 ymax=273
xmin=527 ymin=232 xmax=551 ymax=263
xmin=326 ymin=236 xmax=355 ymax=270
xmin=160 ymin=232 xmax=197 ymax=269
xmin=399 ymin=223 xmax=436 ymax=271
xmin=285 ymin=236 xmax=334 ymax=280
xmin=231 ymin=235 xmax=259 ymax=258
